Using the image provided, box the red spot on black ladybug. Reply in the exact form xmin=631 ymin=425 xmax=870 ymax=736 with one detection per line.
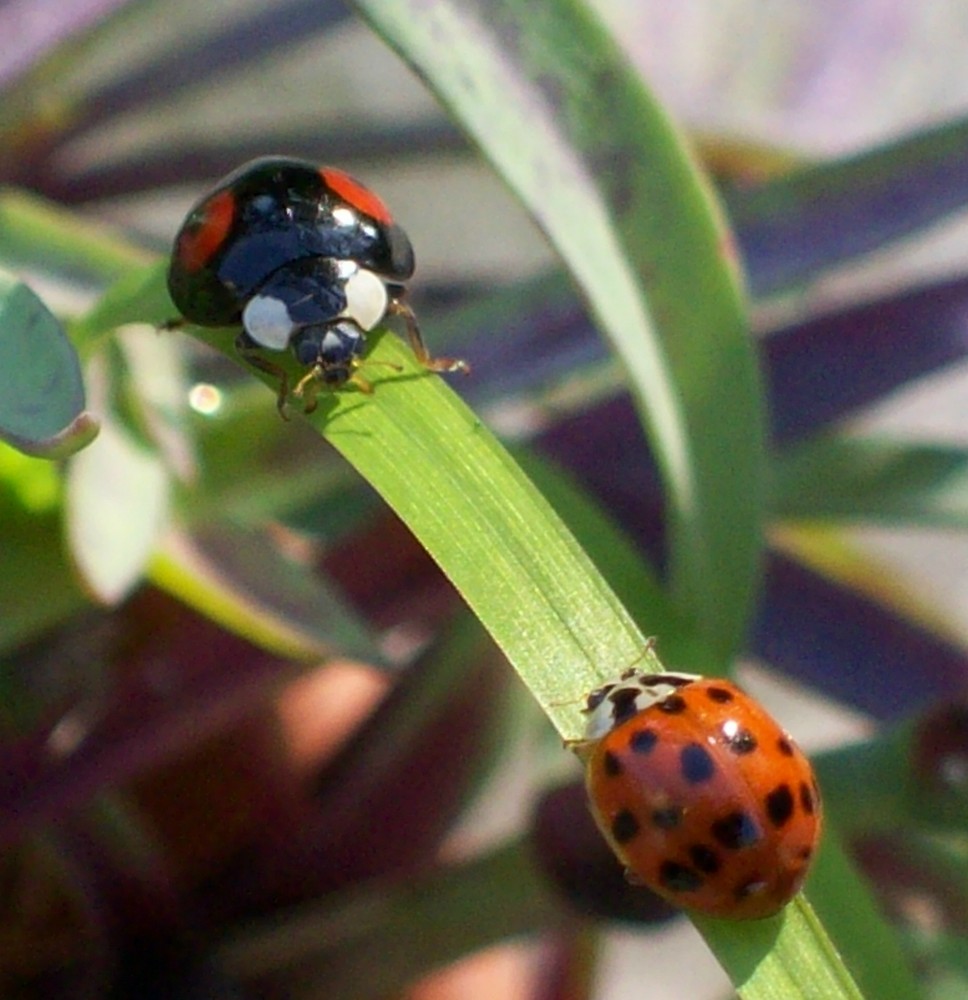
xmin=705 ymin=686 xmax=734 ymax=703
xmin=611 ymin=810 xmax=640 ymax=844
xmin=680 ymin=743 xmax=716 ymax=784
xmin=659 ymin=860 xmax=704 ymax=893
xmin=658 ymin=693 xmax=687 ymax=714
xmin=765 ymin=784 xmax=794 ymax=828
xmin=711 ymin=811 xmax=761 ymax=849
xmin=177 ymin=189 xmax=235 ymax=272
xmin=602 ymin=750 xmax=623 ymax=777
xmin=320 ymin=167 xmax=394 ymax=225
xmin=630 ymin=728 xmax=658 ymax=754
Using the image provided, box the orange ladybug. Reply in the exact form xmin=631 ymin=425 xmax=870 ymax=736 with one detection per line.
xmin=577 ymin=670 xmax=822 ymax=920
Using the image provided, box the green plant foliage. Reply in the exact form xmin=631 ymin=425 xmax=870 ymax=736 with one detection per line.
xmin=0 ymin=271 xmax=96 ymax=456
xmin=356 ymin=0 xmax=766 ymax=666
xmin=5 ymin=1 xmax=968 ymax=998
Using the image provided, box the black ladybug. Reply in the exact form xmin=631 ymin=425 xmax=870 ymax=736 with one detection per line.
xmin=167 ymin=156 xmax=467 ymax=414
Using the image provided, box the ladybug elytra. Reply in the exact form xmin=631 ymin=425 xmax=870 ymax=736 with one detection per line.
xmin=576 ymin=670 xmax=822 ymax=920
xmin=167 ymin=156 xmax=467 ymax=415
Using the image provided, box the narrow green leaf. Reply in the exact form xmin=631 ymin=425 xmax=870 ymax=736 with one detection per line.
xmin=514 ymin=449 xmax=710 ymax=670
xmin=0 ymin=190 xmax=150 ymax=287
xmin=69 ymin=260 xmax=175 ymax=356
xmin=727 ymin=115 xmax=968 ymax=297
xmin=776 ymin=434 xmax=968 ymax=529
xmin=354 ymin=0 xmax=766 ymax=663
xmin=799 ymin=827 xmax=923 ymax=1000
xmin=306 ymin=330 xmax=647 ymax=730
xmin=244 ymin=326 xmax=859 ymax=999
xmin=696 ymin=900 xmax=865 ymax=1000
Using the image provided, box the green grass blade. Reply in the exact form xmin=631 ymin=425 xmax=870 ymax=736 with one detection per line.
xmin=0 ymin=190 xmax=150 ymax=287
xmin=227 ymin=326 xmax=863 ymax=999
xmin=697 ymin=899 xmax=865 ymax=1000
xmin=354 ymin=0 xmax=766 ymax=664
xmin=305 ymin=331 xmax=647 ymax=727
xmin=776 ymin=434 xmax=968 ymax=529
xmin=727 ymin=115 xmax=968 ymax=297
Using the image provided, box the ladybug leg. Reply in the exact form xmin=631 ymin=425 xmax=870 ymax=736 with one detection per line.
xmin=292 ymin=363 xmax=376 ymax=414
xmin=387 ymin=294 xmax=470 ymax=375
xmin=235 ymin=334 xmax=292 ymax=419
xmin=348 ymin=369 xmax=376 ymax=396
xmin=562 ymin=735 xmax=597 ymax=763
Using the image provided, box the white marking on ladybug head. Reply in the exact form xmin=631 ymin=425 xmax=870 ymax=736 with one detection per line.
xmin=242 ymin=294 xmax=296 ymax=351
xmin=340 ymin=266 xmax=389 ymax=331
xmin=332 ymin=206 xmax=357 ymax=228
xmin=582 ymin=671 xmax=699 ymax=741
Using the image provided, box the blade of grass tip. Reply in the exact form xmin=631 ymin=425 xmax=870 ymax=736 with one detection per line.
xmin=354 ymin=0 xmax=766 ymax=664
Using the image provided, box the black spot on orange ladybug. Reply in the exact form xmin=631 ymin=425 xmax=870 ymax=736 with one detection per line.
xmin=167 ymin=156 xmax=468 ymax=415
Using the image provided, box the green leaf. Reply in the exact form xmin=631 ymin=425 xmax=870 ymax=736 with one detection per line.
xmin=513 ymin=449 xmax=710 ymax=669
xmin=727 ymin=115 xmax=968 ymax=297
xmin=302 ymin=329 xmax=647 ymax=730
xmin=0 ymin=190 xmax=150 ymax=288
xmin=354 ymin=0 xmax=766 ymax=664
xmin=69 ymin=260 xmax=176 ymax=356
xmin=149 ymin=521 xmax=387 ymax=665
xmin=240 ymin=325 xmax=856 ymax=999
xmin=0 ymin=270 xmax=98 ymax=457
xmin=695 ymin=899 xmax=865 ymax=1000
xmin=775 ymin=434 xmax=968 ymax=529
xmin=799 ymin=826 xmax=922 ymax=1000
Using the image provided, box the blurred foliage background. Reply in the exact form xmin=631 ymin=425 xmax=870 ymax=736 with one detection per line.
xmin=3 ymin=1 xmax=968 ymax=998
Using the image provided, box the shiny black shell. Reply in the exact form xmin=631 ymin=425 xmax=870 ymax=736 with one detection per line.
xmin=167 ymin=156 xmax=415 ymax=327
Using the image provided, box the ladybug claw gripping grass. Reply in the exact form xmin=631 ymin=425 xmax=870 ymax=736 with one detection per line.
xmin=167 ymin=156 xmax=469 ymax=416
xmin=576 ymin=669 xmax=822 ymax=920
